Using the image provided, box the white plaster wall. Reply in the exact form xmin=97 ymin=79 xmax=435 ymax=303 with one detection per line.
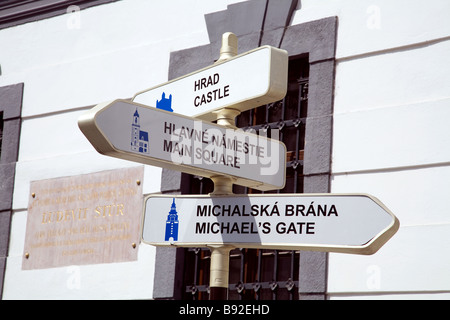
xmin=1 ymin=0 xmax=246 ymax=300
xmin=333 ymin=98 xmax=450 ymax=172
xmin=329 ymin=168 xmax=450 ymax=298
xmin=291 ymin=0 xmax=450 ymax=299
xmin=329 ymin=47 xmax=450 ymax=298
xmin=293 ymin=0 xmax=450 ymax=59
xmin=0 ymin=0 xmax=247 ymax=117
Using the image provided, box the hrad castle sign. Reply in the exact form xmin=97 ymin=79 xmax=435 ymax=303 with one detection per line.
xmin=133 ymin=46 xmax=288 ymax=121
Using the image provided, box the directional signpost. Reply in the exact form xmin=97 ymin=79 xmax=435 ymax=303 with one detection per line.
xmin=79 ymin=32 xmax=400 ymax=300
xmin=78 ymin=99 xmax=286 ymax=191
xmin=133 ymin=45 xmax=288 ymax=121
xmin=142 ymin=194 xmax=400 ymax=255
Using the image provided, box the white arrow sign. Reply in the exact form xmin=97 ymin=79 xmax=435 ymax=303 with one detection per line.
xmin=132 ymin=46 xmax=288 ymax=121
xmin=142 ymin=194 xmax=400 ymax=255
xmin=78 ymin=100 xmax=286 ymax=191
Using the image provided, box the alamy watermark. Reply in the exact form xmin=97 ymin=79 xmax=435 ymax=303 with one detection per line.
xmin=66 ymin=265 xmax=81 ymax=290
xmin=67 ymin=5 xmax=81 ymax=30
xmin=366 ymin=265 xmax=381 ymax=290
xmin=367 ymin=5 xmax=382 ymax=30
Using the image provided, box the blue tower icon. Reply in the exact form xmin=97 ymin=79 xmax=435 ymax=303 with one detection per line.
xmin=165 ymin=198 xmax=179 ymax=242
xmin=156 ymin=92 xmax=173 ymax=112
xmin=131 ymin=109 xmax=149 ymax=154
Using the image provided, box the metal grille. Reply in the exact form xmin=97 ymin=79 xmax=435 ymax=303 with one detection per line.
xmin=181 ymin=56 xmax=309 ymax=300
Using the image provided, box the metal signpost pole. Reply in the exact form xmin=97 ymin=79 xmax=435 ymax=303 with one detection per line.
xmin=208 ymin=32 xmax=239 ymax=301
xmin=208 ymin=245 xmax=233 ymax=300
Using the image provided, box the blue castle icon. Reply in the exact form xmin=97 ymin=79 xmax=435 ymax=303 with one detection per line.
xmin=165 ymin=198 xmax=179 ymax=242
xmin=131 ymin=109 xmax=149 ymax=154
xmin=156 ymin=92 xmax=173 ymax=112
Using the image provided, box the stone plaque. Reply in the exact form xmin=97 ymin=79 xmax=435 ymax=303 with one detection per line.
xmin=22 ymin=167 xmax=144 ymax=270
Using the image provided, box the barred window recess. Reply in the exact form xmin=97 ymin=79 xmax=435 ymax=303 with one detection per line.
xmin=181 ymin=56 xmax=309 ymax=300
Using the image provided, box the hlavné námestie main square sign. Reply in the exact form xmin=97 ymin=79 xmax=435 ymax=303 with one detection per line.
xmin=78 ymin=99 xmax=286 ymax=191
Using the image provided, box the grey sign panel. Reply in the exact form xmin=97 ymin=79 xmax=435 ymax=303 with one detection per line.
xmin=142 ymin=194 xmax=400 ymax=255
xmin=78 ymin=100 xmax=286 ymax=191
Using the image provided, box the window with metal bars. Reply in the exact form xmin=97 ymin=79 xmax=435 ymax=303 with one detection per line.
xmin=180 ymin=56 xmax=309 ymax=300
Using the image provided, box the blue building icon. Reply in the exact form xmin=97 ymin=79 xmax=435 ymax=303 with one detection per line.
xmin=131 ymin=109 xmax=149 ymax=154
xmin=165 ymin=198 xmax=179 ymax=242
xmin=156 ymin=92 xmax=173 ymax=112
